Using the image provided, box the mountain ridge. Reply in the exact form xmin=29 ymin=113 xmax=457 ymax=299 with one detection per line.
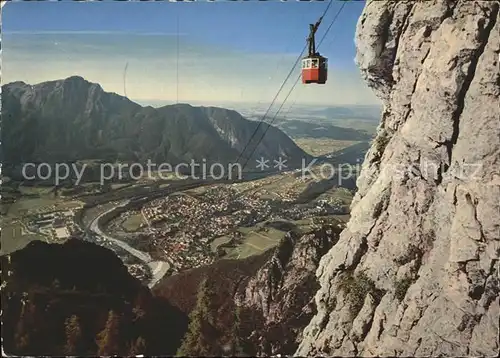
xmin=1 ymin=76 xmax=311 ymax=169
xmin=0 ymin=238 xmax=187 ymax=356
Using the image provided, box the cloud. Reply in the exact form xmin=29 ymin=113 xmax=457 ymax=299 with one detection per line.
xmin=2 ymin=32 xmax=379 ymax=106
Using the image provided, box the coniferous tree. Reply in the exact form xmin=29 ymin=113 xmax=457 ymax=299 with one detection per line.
xmin=64 ymin=314 xmax=83 ymax=355
xmin=96 ymin=310 xmax=121 ymax=356
xmin=14 ymin=312 xmax=30 ymax=352
xmin=128 ymin=336 xmax=146 ymax=355
xmin=176 ymin=277 xmax=214 ymax=356
xmin=132 ymin=291 xmax=148 ymax=322
xmin=15 ymin=301 xmax=35 ymax=353
xmin=231 ymin=304 xmax=244 ymax=356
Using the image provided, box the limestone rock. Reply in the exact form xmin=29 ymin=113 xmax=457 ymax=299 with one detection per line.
xmin=236 ymin=226 xmax=341 ymax=356
xmin=297 ymin=0 xmax=500 ymax=356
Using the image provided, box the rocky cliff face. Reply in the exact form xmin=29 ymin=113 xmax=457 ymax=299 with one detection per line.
xmin=154 ymin=224 xmax=343 ymax=356
xmin=297 ymin=0 xmax=499 ymax=356
xmin=235 ymin=226 xmax=340 ymax=355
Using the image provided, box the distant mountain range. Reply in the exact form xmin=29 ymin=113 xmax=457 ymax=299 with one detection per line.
xmin=242 ymin=105 xmax=380 ymax=139
xmin=307 ymin=105 xmax=381 ymax=121
xmin=1 ymin=76 xmax=311 ymax=169
xmin=261 ymin=118 xmax=373 ymax=140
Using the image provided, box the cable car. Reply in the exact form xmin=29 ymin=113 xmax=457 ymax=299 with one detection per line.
xmin=302 ymin=16 xmax=328 ymax=85
xmin=302 ymin=55 xmax=327 ymax=84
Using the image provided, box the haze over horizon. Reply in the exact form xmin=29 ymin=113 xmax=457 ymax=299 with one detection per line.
xmin=1 ymin=0 xmax=380 ymax=108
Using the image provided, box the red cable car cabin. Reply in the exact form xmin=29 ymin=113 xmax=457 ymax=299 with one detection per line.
xmin=301 ymin=55 xmax=327 ymax=84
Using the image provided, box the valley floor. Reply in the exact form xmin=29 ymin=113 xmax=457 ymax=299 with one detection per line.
xmin=2 ymin=163 xmax=355 ymax=286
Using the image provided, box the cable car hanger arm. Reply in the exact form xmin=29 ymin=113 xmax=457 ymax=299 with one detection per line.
xmin=307 ymin=16 xmax=323 ymax=57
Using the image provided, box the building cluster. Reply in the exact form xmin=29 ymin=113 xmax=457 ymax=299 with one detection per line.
xmin=127 ymin=263 xmax=151 ymax=283
xmin=99 ymin=182 xmax=349 ymax=275
xmin=27 ymin=209 xmax=82 ymax=241
xmin=130 ymin=187 xmax=274 ymax=272
xmin=106 ymin=209 xmax=146 ymax=233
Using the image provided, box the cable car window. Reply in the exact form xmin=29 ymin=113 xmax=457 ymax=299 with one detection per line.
xmin=311 ymin=59 xmax=319 ymax=68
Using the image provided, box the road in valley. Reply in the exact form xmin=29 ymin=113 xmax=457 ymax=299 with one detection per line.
xmin=85 ymin=173 xmax=276 ymax=288
xmin=88 ymin=200 xmax=170 ymax=288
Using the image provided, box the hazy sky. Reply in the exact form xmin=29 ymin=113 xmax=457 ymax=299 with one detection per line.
xmin=1 ymin=0 xmax=379 ymax=107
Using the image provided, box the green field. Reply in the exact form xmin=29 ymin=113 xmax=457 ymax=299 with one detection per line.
xmin=121 ymin=213 xmax=145 ymax=232
xmin=81 ymin=202 xmax=119 ymax=227
xmin=17 ymin=186 xmax=54 ymax=196
xmin=224 ymin=227 xmax=286 ymax=259
xmin=141 ymin=170 xmax=184 ymax=181
xmin=0 ymin=221 xmax=47 ymax=255
xmin=111 ymin=183 xmax=132 ymax=190
xmin=316 ymin=187 xmax=354 ymax=205
xmin=0 ymin=184 xmax=85 ymax=254
xmin=210 ymin=235 xmax=232 ymax=252
xmin=183 ymin=185 xmax=218 ymax=196
xmin=288 ymin=218 xmax=315 ymax=234
xmin=232 ymin=173 xmax=312 ymax=201
xmin=329 ymin=118 xmax=379 ymax=134
xmin=5 ymin=196 xmax=82 ymax=217
xmin=294 ymin=138 xmax=362 ymax=157
xmin=332 ymin=214 xmax=350 ymax=222
xmin=220 ymin=213 xmax=349 ymax=260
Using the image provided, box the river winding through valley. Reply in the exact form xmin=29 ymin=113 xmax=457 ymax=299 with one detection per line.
xmin=87 ymin=200 xmax=170 ymax=288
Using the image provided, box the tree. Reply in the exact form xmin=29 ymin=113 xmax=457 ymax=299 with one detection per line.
xmin=96 ymin=310 xmax=121 ymax=356
xmin=132 ymin=305 xmax=146 ymax=322
xmin=230 ymin=304 xmax=245 ymax=356
xmin=64 ymin=314 xmax=83 ymax=355
xmin=15 ymin=301 xmax=35 ymax=353
xmin=129 ymin=336 xmax=146 ymax=355
xmin=15 ymin=316 xmax=30 ymax=352
xmin=132 ymin=291 xmax=149 ymax=322
xmin=176 ymin=277 xmax=215 ymax=356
